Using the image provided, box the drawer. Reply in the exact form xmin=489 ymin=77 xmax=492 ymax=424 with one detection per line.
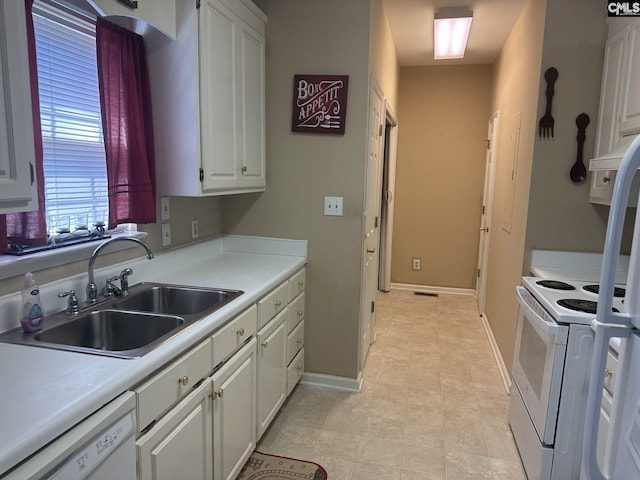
xmin=212 ymin=305 xmax=257 ymax=366
xmin=287 ymin=292 xmax=305 ymax=333
xmin=287 ymin=348 xmax=304 ymax=397
xmin=135 ymin=340 xmax=212 ymax=432
xmin=288 ymin=268 xmax=306 ymax=302
xmin=258 ymin=281 xmax=288 ymax=329
xmin=287 ymin=319 xmax=304 ymax=365
xmin=604 ymin=347 xmax=618 ymax=395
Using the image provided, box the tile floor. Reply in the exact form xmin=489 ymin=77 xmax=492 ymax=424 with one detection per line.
xmin=256 ymin=289 xmax=526 ymax=479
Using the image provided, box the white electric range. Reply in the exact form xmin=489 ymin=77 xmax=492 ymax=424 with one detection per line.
xmin=510 ymin=276 xmax=625 ymax=479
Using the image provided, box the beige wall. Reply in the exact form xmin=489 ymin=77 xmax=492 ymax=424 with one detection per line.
xmin=524 ymin=0 xmax=634 ymax=264
xmin=369 ymin=0 xmax=399 ymax=114
xmin=391 ymin=65 xmax=492 ymax=289
xmin=0 ymin=196 xmax=222 ymax=298
xmin=222 ymin=0 xmax=374 ymax=379
xmin=484 ymin=0 xmax=546 ymax=373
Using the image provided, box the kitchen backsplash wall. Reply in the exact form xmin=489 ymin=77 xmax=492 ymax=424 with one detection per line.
xmin=0 ymin=196 xmax=222 ymax=298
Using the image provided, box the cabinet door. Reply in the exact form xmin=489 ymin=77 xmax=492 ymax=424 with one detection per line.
xmin=199 ymin=0 xmax=237 ymax=193
xmin=595 ymin=28 xmax=627 ymax=156
xmin=256 ymin=309 xmax=287 ymax=439
xmin=212 ymin=338 xmax=257 ymax=480
xmin=137 ymin=380 xmax=213 ymax=480
xmin=620 ymin=21 xmax=640 ymax=136
xmin=238 ymin=17 xmax=265 ymax=190
xmin=0 ymin=1 xmax=37 ymax=214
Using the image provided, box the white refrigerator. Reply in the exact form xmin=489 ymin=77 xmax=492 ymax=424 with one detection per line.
xmin=583 ymin=134 xmax=640 ymax=479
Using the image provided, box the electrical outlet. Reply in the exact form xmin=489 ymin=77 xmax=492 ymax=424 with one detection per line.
xmin=191 ymin=220 xmax=199 ymax=239
xmin=324 ymin=196 xmax=344 ymax=216
xmin=412 ymin=257 xmax=421 ymax=270
xmin=162 ymin=223 xmax=171 ymax=246
xmin=160 ymin=197 xmax=170 ymax=221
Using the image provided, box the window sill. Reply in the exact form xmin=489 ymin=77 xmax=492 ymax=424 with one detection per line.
xmin=0 ymin=230 xmax=147 ymax=282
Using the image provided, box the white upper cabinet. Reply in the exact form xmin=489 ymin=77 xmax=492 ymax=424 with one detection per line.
xmin=0 ymin=1 xmax=38 ymax=214
xmin=88 ymin=0 xmax=177 ymax=38
xmin=147 ymin=0 xmax=266 ymax=197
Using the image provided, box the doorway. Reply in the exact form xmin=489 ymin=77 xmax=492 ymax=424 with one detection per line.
xmin=360 ymin=75 xmax=398 ymax=372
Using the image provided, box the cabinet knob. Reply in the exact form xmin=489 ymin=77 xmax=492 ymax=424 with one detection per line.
xmin=275 ymin=300 xmax=282 ymax=307
xmin=298 ymin=281 xmax=304 ymax=288
xmin=604 ymin=368 xmax=614 ymax=378
xmin=237 ymin=327 xmax=245 ymax=336
xmin=178 ymin=376 xmax=189 ymax=386
xmin=297 ymin=310 xmax=303 ymax=317
xmin=261 ymin=340 xmax=269 ymax=348
xmin=216 ymin=388 xmax=224 ymax=398
xmin=208 ymin=391 xmax=217 ymax=400
xmin=297 ymin=364 xmax=303 ymax=371
xmin=603 ymin=176 xmax=610 ymax=183
xmin=297 ymin=338 xmax=303 ymax=344
xmin=241 ymin=166 xmax=248 ymax=174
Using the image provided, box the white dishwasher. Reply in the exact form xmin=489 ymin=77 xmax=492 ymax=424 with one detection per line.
xmin=3 ymin=392 xmax=137 ymax=480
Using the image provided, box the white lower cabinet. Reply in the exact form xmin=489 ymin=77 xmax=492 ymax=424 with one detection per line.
xmin=256 ymin=308 xmax=288 ymax=438
xmin=211 ymin=338 xmax=257 ymax=480
xmin=136 ymin=380 xmax=213 ymax=480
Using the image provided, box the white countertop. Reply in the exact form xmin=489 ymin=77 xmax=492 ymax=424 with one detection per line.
xmin=0 ymin=235 xmax=307 ymax=476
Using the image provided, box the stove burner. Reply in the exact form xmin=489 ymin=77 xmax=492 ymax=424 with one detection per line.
xmin=536 ymin=280 xmax=575 ymax=290
xmin=583 ymin=284 xmax=626 ymax=298
xmin=557 ymin=299 xmax=620 ymax=314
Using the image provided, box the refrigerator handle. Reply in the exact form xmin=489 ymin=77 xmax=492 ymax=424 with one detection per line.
xmin=583 ymin=319 xmax=631 ymax=480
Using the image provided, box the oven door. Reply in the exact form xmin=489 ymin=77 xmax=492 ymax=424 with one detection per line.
xmin=512 ymin=286 xmax=569 ymax=446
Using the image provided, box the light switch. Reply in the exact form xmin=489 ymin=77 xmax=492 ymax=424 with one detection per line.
xmin=160 ymin=197 xmax=170 ymax=221
xmin=161 ymin=223 xmax=171 ymax=246
xmin=324 ymin=196 xmax=343 ymax=216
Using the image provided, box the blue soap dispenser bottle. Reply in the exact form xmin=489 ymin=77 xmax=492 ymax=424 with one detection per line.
xmin=21 ymin=272 xmax=45 ymax=333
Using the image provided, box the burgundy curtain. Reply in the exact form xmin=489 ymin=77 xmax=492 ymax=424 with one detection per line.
xmin=0 ymin=0 xmax=47 ymax=252
xmin=96 ymin=18 xmax=156 ymax=229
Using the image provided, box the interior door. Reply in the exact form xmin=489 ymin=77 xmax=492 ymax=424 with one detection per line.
xmin=476 ymin=113 xmax=499 ymax=315
xmin=361 ymin=78 xmax=385 ymax=368
xmin=378 ymin=108 xmax=398 ymax=292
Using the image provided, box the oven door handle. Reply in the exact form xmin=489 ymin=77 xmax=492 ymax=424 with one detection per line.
xmin=516 ymin=286 xmax=567 ymax=341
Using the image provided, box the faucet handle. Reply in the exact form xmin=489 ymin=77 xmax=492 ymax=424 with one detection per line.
xmin=103 ymin=276 xmax=122 ymax=297
xmin=58 ymin=290 xmax=79 ymax=315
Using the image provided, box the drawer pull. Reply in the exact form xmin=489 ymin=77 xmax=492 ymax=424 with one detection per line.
xmin=261 ymin=340 xmax=269 ymax=348
xmin=275 ymin=300 xmax=282 ymax=307
xmin=297 ymin=364 xmax=303 ymax=371
xmin=237 ymin=327 xmax=245 ymax=336
xmin=297 ymin=338 xmax=303 ymax=344
xmin=605 ymin=368 xmax=614 ymax=378
xmin=178 ymin=376 xmax=189 ymax=386
xmin=297 ymin=310 xmax=303 ymax=317
xmin=298 ymin=281 xmax=304 ymax=288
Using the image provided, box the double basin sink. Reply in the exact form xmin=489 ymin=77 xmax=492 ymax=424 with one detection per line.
xmin=0 ymin=283 xmax=243 ymax=359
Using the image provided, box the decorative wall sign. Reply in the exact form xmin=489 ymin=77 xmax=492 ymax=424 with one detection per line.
xmin=292 ymin=74 xmax=349 ymax=134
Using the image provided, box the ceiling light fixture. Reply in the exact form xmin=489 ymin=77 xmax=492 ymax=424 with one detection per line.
xmin=434 ymin=7 xmax=473 ymax=60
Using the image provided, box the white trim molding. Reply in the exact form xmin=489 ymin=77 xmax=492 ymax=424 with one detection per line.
xmin=301 ymin=372 xmax=362 ymax=393
xmin=390 ymin=282 xmax=475 ymax=296
xmin=480 ymin=312 xmax=511 ymax=394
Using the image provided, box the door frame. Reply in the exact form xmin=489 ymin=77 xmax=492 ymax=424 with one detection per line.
xmin=379 ymin=104 xmax=398 ymax=292
xmin=476 ymin=111 xmax=499 ymax=315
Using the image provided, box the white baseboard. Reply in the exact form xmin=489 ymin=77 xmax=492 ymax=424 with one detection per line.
xmin=300 ymin=372 xmax=362 ymax=392
xmin=480 ymin=312 xmax=511 ymax=394
xmin=390 ymin=282 xmax=475 ymax=296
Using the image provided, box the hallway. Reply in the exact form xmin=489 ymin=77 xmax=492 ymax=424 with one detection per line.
xmin=256 ymin=289 xmax=525 ymax=479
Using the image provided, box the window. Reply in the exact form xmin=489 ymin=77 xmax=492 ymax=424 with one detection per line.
xmin=33 ymin=0 xmax=108 ymax=236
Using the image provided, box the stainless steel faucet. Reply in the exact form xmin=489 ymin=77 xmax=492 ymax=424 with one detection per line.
xmin=86 ymin=237 xmax=154 ymax=304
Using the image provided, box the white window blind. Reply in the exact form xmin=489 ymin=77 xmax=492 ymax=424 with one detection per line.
xmin=32 ymin=0 xmax=108 ymax=235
